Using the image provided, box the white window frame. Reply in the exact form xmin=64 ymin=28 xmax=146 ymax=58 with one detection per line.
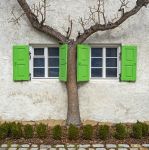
xmin=30 ymin=45 xmax=59 ymax=79
xmin=90 ymin=45 xmax=121 ymax=79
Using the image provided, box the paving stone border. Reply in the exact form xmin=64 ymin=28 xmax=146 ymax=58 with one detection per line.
xmin=0 ymin=144 xmax=149 ymax=150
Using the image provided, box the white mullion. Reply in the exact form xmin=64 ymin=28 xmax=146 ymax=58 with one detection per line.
xmin=90 ymin=46 xmax=120 ymax=80
xmin=106 ymin=67 xmax=117 ymax=68
xmin=45 ymin=47 xmax=48 ymax=78
xmin=34 ymin=56 xmax=45 ymax=58
xmin=49 ymin=67 xmax=59 ymax=68
xmin=91 ymin=57 xmax=102 ymax=58
xmin=106 ymin=57 xmax=117 ymax=58
xmin=117 ymin=46 xmax=120 ymax=78
xmin=90 ymin=47 xmax=92 ymax=78
xmin=92 ymin=67 xmax=102 ymax=68
xmin=103 ymin=47 xmax=106 ymax=78
xmin=33 ymin=67 xmax=45 ymax=68
xmin=49 ymin=56 xmax=59 ymax=58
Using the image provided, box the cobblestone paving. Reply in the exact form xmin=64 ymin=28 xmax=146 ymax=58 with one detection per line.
xmin=0 ymin=144 xmax=149 ymax=150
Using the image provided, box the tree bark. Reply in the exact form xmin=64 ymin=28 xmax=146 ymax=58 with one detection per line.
xmin=66 ymin=43 xmax=81 ymax=125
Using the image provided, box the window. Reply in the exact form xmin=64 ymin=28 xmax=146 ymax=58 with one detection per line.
xmin=48 ymin=48 xmax=59 ymax=77
xmin=91 ymin=47 xmax=119 ymax=78
xmin=32 ymin=47 xmax=59 ymax=78
xmin=33 ymin=48 xmax=45 ymax=77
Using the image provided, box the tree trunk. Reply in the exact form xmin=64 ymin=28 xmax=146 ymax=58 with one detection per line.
xmin=66 ymin=43 xmax=81 ymax=125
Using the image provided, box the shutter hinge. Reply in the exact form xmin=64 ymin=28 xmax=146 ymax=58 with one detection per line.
xmin=119 ymin=73 xmax=121 ymax=82
xmin=119 ymin=52 xmax=122 ymax=60
xmin=29 ymin=51 xmax=31 ymax=59
xmin=29 ymin=73 xmax=31 ymax=80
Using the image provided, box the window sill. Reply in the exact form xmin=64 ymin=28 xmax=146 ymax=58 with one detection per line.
xmin=91 ymin=77 xmax=119 ymax=80
xmin=89 ymin=77 xmax=120 ymax=83
xmin=31 ymin=77 xmax=59 ymax=80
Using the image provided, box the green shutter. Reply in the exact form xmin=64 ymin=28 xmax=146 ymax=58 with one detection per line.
xmin=121 ymin=45 xmax=137 ymax=82
xmin=13 ymin=45 xmax=30 ymax=81
xmin=59 ymin=44 xmax=68 ymax=81
xmin=77 ymin=44 xmax=90 ymax=82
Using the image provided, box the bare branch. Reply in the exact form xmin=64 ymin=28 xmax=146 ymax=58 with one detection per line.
xmin=43 ymin=0 xmax=47 ymax=21
xmin=78 ymin=0 xmax=107 ymax=33
xmin=119 ymin=0 xmax=129 ymax=16
xmin=76 ymin=0 xmax=149 ymax=44
xmin=62 ymin=16 xmax=73 ymax=39
xmin=78 ymin=17 xmax=86 ymax=31
xmin=16 ymin=0 xmax=148 ymax=44
xmin=88 ymin=7 xmax=96 ymax=24
xmin=17 ymin=0 xmax=67 ymax=43
xmin=136 ymin=0 xmax=149 ymax=7
xmin=31 ymin=0 xmax=48 ymax=25
xmin=101 ymin=0 xmax=106 ymax=25
xmin=67 ymin=17 xmax=73 ymax=39
xmin=97 ymin=0 xmax=101 ymax=23
xmin=111 ymin=13 xmax=119 ymax=23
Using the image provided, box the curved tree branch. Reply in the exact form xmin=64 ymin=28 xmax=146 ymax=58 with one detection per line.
xmin=75 ymin=0 xmax=149 ymax=44
xmin=17 ymin=0 xmax=148 ymax=44
xmin=17 ymin=0 xmax=67 ymax=43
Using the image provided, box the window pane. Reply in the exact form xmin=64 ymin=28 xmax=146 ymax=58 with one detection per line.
xmin=91 ymin=48 xmax=102 ymax=57
xmin=91 ymin=58 xmax=102 ymax=67
xmin=34 ymin=68 xmax=45 ymax=77
xmin=48 ymin=47 xmax=59 ymax=56
xmin=106 ymin=58 xmax=117 ymax=67
xmin=34 ymin=48 xmax=44 ymax=55
xmin=91 ymin=68 xmax=102 ymax=77
xmin=106 ymin=68 xmax=117 ymax=77
xmin=34 ymin=58 xmax=45 ymax=67
xmin=48 ymin=68 xmax=59 ymax=77
xmin=48 ymin=58 xmax=59 ymax=67
xmin=106 ymin=48 xmax=117 ymax=57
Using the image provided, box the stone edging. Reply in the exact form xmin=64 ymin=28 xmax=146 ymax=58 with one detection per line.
xmin=0 ymin=144 xmax=149 ymax=150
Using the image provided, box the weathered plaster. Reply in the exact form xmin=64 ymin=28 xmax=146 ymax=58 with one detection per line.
xmin=0 ymin=0 xmax=149 ymax=122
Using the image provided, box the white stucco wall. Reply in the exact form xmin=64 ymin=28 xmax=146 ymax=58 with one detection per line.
xmin=0 ymin=0 xmax=149 ymax=122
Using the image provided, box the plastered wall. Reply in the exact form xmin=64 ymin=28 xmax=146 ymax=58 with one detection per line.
xmin=0 ymin=0 xmax=149 ymax=123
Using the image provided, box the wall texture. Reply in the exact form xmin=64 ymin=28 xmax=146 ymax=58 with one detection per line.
xmin=0 ymin=0 xmax=149 ymax=122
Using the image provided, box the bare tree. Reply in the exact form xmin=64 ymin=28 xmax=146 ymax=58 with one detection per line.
xmin=14 ymin=0 xmax=148 ymax=125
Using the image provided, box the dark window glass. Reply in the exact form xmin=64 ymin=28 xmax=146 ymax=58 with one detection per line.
xmin=48 ymin=47 xmax=59 ymax=56
xmin=34 ymin=58 xmax=45 ymax=67
xmin=106 ymin=48 xmax=117 ymax=57
xmin=48 ymin=58 xmax=59 ymax=67
xmin=91 ymin=58 xmax=102 ymax=67
xmin=34 ymin=68 xmax=45 ymax=77
xmin=106 ymin=68 xmax=117 ymax=77
xmin=91 ymin=68 xmax=102 ymax=77
xmin=48 ymin=68 xmax=59 ymax=77
xmin=34 ymin=48 xmax=44 ymax=55
xmin=106 ymin=58 xmax=117 ymax=67
xmin=91 ymin=48 xmax=102 ymax=57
